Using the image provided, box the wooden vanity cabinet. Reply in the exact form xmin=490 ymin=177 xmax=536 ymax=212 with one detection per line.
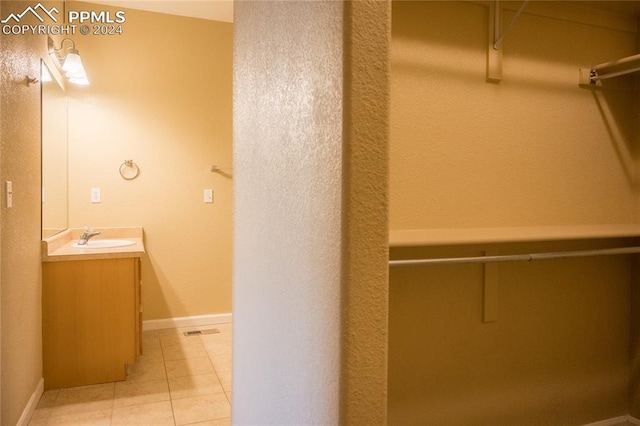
xmin=42 ymin=257 xmax=142 ymax=390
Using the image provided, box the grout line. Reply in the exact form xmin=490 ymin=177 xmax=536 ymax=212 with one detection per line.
xmin=161 ymin=337 xmax=179 ymax=426
xmin=110 ymin=381 xmax=116 ymax=425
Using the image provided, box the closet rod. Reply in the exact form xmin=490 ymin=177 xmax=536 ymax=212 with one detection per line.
xmin=588 ymin=53 xmax=640 ymax=83
xmin=591 ymin=66 xmax=640 ymax=82
xmin=592 ymin=53 xmax=640 ymax=72
xmin=389 ymin=246 xmax=640 ymax=267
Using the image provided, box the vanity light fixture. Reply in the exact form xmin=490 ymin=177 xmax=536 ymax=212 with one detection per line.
xmin=48 ymin=37 xmax=89 ymax=86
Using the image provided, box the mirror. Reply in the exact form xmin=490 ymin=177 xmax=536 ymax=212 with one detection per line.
xmin=41 ymin=60 xmax=68 ymax=238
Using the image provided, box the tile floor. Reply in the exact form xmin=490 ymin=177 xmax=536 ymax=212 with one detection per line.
xmin=29 ymin=323 xmax=232 ymax=426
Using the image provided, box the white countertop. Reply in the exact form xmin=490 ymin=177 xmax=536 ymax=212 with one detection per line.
xmin=42 ymin=227 xmax=145 ymax=262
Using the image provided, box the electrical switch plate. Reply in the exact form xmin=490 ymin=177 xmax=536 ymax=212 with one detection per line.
xmin=204 ymin=189 xmax=213 ymax=203
xmin=5 ymin=181 xmax=12 ymax=208
xmin=91 ymin=188 xmax=101 ymax=203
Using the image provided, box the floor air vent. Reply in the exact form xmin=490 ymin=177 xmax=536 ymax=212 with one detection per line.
xmin=183 ymin=328 xmax=220 ymax=336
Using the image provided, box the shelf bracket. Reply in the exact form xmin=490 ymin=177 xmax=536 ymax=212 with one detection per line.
xmin=487 ymin=0 xmax=529 ymax=82
xmin=487 ymin=1 xmax=503 ymax=82
xmin=483 ymin=253 xmax=499 ymax=323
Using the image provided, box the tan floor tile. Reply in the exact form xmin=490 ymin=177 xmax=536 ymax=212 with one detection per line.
xmin=165 ymin=356 xmax=214 ymax=379
xmin=126 ymin=360 xmax=167 ymax=383
xmin=31 ymin=325 xmax=232 ymax=426
xmin=51 ymin=383 xmax=114 ymax=417
xmin=114 ymin=378 xmax=170 ymax=408
xmin=160 ymin=333 xmax=194 ymax=348
xmin=158 ymin=327 xmax=183 ymax=337
xmin=200 ymin=331 xmax=231 ymax=343
xmin=37 ymin=389 xmax=60 ymax=407
xmin=29 ymin=409 xmax=51 ymax=423
xmin=202 ymin=339 xmax=232 ymax=356
xmin=143 ymin=333 xmax=161 ymax=349
xmin=138 ymin=345 xmax=164 ymax=363
xmin=111 ymin=400 xmax=175 ymax=425
xmin=31 ymin=389 xmax=59 ymax=420
xmin=162 ymin=340 xmax=208 ymax=361
xmin=160 ymin=327 xmax=203 ymax=340
xmin=168 ymin=373 xmax=224 ymax=400
xmin=209 ymin=353 xmax=232 ymax=372
xmin=172 ymin=393 xmax=230 ymax=425
xmin=213 ymin=323 xmax=231 ymax=334
xmin=56 ymin=383 xmax=114 ymax=403
xmin=216 ymin=369 xmax=232 ymax=392
xmin=46 ymin=409 xmax=112 ymax=426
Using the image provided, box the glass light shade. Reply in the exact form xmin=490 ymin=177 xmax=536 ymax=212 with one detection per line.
xmin=62 ymin=52 xmax=83 ymax=74
xmin=62 ymin=51 xmax=89 ymax=85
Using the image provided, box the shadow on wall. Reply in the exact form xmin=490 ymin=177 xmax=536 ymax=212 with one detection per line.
xmin=589 ymin=78 xmax=639 ymax=187
xmin=142 ymin=252 xmax=177 ymax=322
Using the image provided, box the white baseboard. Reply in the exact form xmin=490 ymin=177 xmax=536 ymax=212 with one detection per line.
xmin=143 ymin=313 xmax=232 ymax=331
xmin=583 ymin=416 xmax=640 ymax=426
xmin=17 ymin=378 xmax=43 ymax=426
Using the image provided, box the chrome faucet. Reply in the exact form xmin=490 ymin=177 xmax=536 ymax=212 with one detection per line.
xmin=78 ymin=228 xmax=101 ymax=245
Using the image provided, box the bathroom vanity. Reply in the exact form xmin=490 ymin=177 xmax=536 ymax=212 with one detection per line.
xmin=41 ymin=227 xmax=145 ymax=390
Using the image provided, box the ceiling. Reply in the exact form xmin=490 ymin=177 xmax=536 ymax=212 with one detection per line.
xmin=87 ymin=0 xmax=233 ymax=23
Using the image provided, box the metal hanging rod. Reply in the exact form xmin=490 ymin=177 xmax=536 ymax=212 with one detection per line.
xmin=389 ymin=246 xmax=640 ymax=267
xmin=584 ymin=53 xmax=640 ymax=84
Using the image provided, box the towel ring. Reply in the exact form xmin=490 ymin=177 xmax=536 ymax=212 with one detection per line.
xmin=119 ymin=160 xmax=140 ymax=180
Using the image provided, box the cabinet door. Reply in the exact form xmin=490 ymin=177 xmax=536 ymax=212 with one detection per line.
xmin=43 ymin=258 xmax=138 ymax=389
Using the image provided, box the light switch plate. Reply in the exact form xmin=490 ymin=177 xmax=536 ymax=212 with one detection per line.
xmin=204 ymin=189 xmax=213 ymax=203
xmin=5 ymin=181 xmax=12 ymax=208
xmin=91 ymin=188 xmax=101 ymax=203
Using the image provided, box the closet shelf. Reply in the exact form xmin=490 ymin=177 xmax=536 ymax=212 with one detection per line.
xmin=389 ymin=224 xmax=640 ymax=247
xmin=580 ymin=53 xmax=640 ymax=85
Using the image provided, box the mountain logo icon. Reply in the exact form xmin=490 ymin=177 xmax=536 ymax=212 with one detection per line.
xmin=1 ymin=3 xmax=59 ymax=24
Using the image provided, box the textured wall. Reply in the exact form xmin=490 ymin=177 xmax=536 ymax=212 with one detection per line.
xmin=0 ymin=1 xmax=46 ymax=423
xmin=390 ymin=1 xmax=638 ymax=230
xmin=232 ymin=1 xmax=344 ymax=423
xmin=341 ymin=1 xmax=390 ymax=424
xmin=66 ymin=2 xmax=233 ymax=320
xmin=233 ymin=1 xmax=390 ymax=424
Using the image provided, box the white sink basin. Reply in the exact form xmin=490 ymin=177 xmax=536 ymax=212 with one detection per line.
xmin=71 ymin=239 xmax=136 ymax=249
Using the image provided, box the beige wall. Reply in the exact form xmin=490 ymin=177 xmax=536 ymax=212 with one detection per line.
xmin=341 ymin=1 xmax=390 ymax=423
xmin=66 ymin=2 xmax=233 ymax=320
xmin=389 ymin=1 xmax=639 ymax=424
xmin=390 ymin=1 xmax=638 ymax=231
xmin=232 ymin=1 xmax=389 ymax=424
xmin=0 ymin=1 xmax=49 ymax=423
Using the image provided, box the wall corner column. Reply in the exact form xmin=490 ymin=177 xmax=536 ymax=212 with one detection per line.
xmin=341 ymin=1 xmax=391 ymax=424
